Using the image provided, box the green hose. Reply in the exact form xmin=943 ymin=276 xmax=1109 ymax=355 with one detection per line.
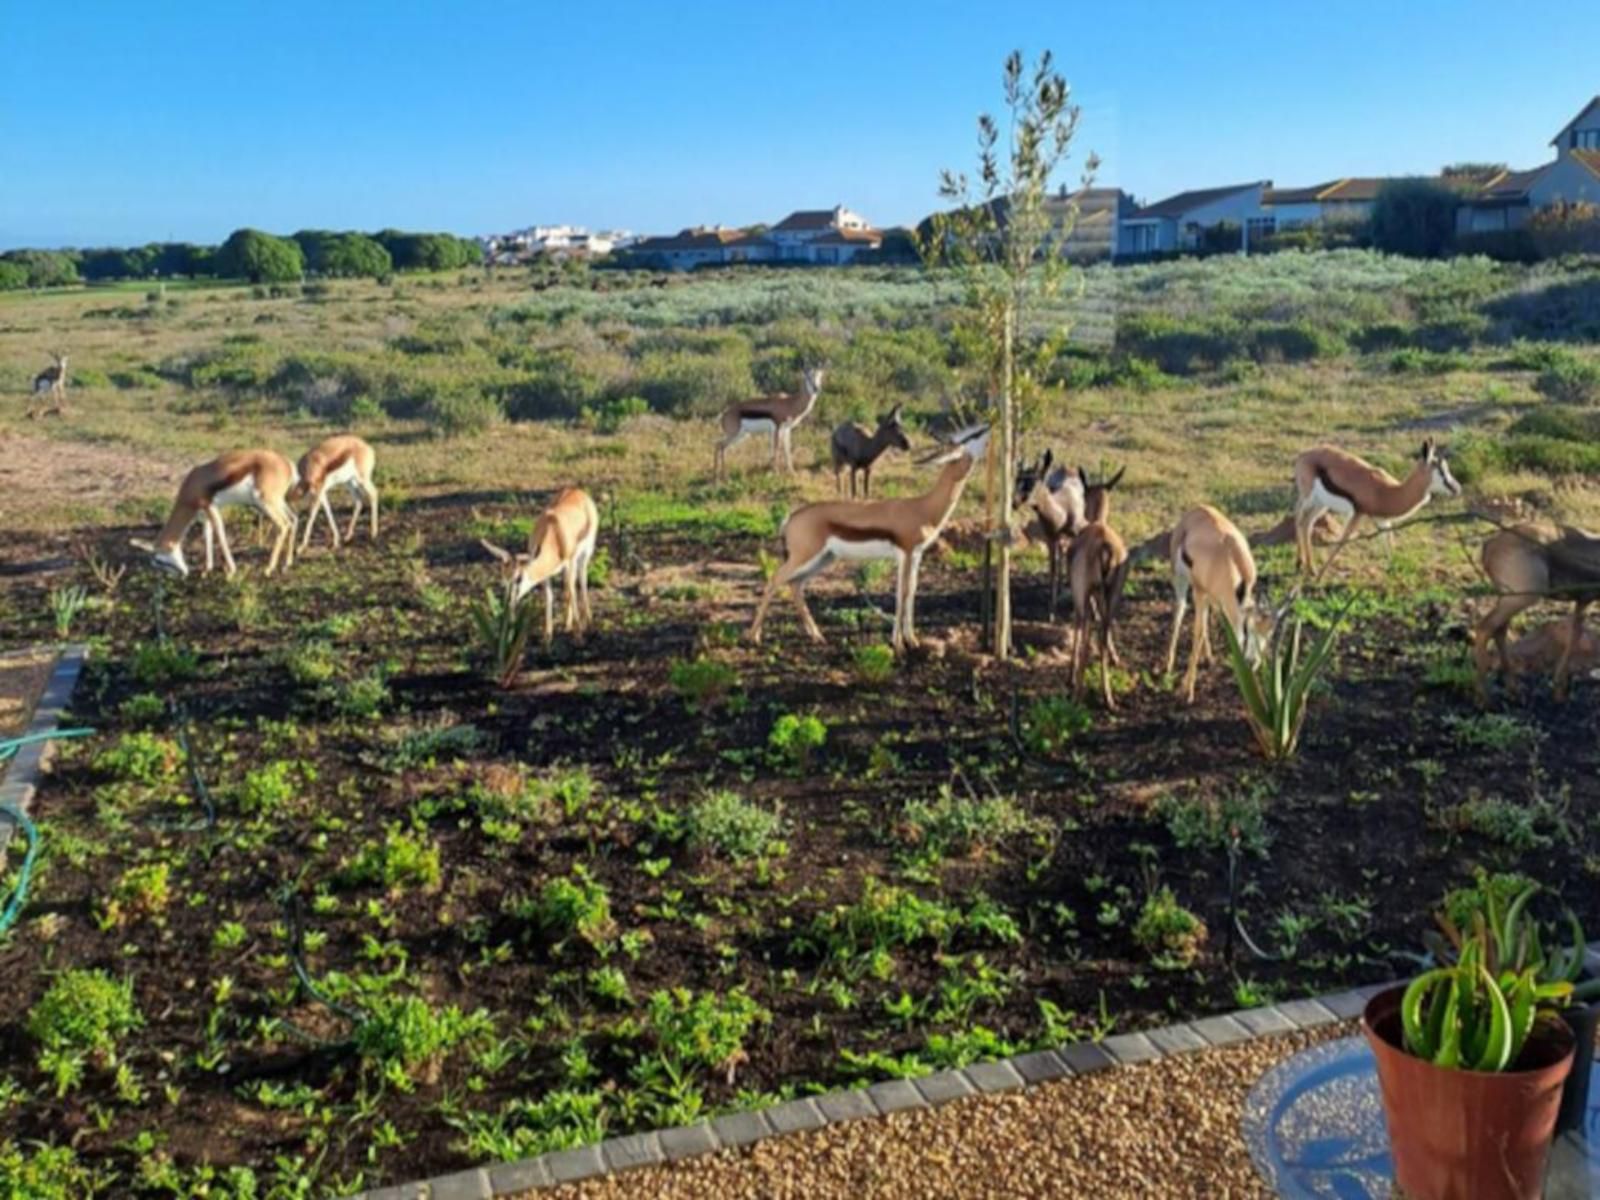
xmin=0 ymin=727 xmax=96 ymax=936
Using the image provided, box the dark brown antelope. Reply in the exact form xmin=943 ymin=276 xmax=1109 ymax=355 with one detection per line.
xmin=130 ymin=450 xmax=300 ymax=578
xmin=829 ymin=404 xmax=910 ymax=497
xmin=1293 ymin=439 xmax=1460 ymax=576
xmin=714 ymin=367 xmax=825 ymax=480
xmin=750 ymin=425 xmax=989 ymax=654
xmin=27 ymin=352 xmax=68 ymax=418
xmin=1473 ymin=522 xmax=1600 ymax=702
xmin=290 ymin=434 xmax=379 ymax=551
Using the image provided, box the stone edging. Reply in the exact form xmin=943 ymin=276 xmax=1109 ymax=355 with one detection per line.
xmin=0 ymin=644 xmax=89 ymax=860
xmin=344 ymin=952 xmax=1597 ymax=1200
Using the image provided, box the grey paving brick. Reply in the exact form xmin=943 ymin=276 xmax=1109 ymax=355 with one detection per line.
xmin=601 ymin=1132 xmax=664 ymax=1173
xmin=1102 ymin=1032 xmax=1161 ymax=1065
xmin=1277 ymin=998 xmax=1340 ymax=1030
xmin=816 ymin=1088 xmax=879 ymax=1123
xmin=658 ymin=1122 xmax=721 ymax=1162
xmin=486 ymin=1158 xmax=553 ymax=1194
xmin=913 ymin=1068 xmax=976 ymax=1107
xmin=1320 ymin=991 xmax=1370 ymax=1021
xmin=866 ymin=1078 xmax=925 ymax=1114
xmin=1354 ymin=981 xmax=1398 ymax=1002
xmin=364 ymin=1185 xmax=425 ymax=1200
xmin=964 ymin=1059 xmax=1026 ymax=1094
xmin=710 ymin=1108 xmax=773 ymax=1147
xmin=542 ymin=1144 xmax=605 ymax=1184
xmin=1057 ymin=1041 xmax=1116 ymax=1074
xmin=1189 ymin=1014 xmax=1253 ymax=1047
xmin=1146 ymin=1023 xmax=1209 ymax=1056
xmin=1233 ymin=1006 xmax=1296 ymax=1037
xmin=1010 ymin=1049 xmax=1071 ymax=1085
xmin=427 ymin=1169 xmax=490 ymax=1200
xmin=765 ymin=1097 xmax=826 ymax=1135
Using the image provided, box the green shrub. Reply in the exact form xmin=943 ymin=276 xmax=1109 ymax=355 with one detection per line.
xmin=525 ymin=866 xmax=616 ymax=947
xmin=768 ymin=712 xmax=827 ymax=773
xmin=1020 ymin=695 xmax=1093 ymax=755
xmin=684 ymin=790 xmax=783 ymax=861
xmin=279 ymin=639 xmax=338 ymax=686
xmin=27 ymin=971 xmax=142 ymax=1057
xmin=851 ymin=643 xmax=896 ymax=684
xmin=0 ymin=1140 xmax=107 ymax=1199
xmin=421 ymin=383 xmax=502 ymax=437
xmin=1389 ymin=347 xmax=1469 ymax=375
xmin=668 ymin=656 xmax=739 ymax=711
xmin=116 ymin=692 xmax=166 ymax=726
xmin=635 ymin=348 xmax=753 ymax=418
xmin=128 ymin=640 xmax=198 ymax=686
xmin=896 ymin=786 xmax=1038 ymax=859
xmin=335 ymin=670 xmax=390 ymax=718
xmin=353 ymin=994 xmax=493 ymax=1082
xmin=95 ymin=732 xmax=182 ymax=784
xmin=1132 ymin=887 xmax=1208 ymax=968
xmin=1536 ymin=357 xmax=1600 ymax=405
xmin=236 ymin=760 xmax=310 ymax=816
xmin=501 ymin=351 xmax=603 ymax=422
xmin=340 ymin=825 xmax=442 ymax=891
xmin=1161 ymin=786 xmax=1272 ymax=857
xmin=469 ymin=587 xmax=537 ymax=688
xmin=1503 ymin=340 xmax=1575 ymax=373
xmin=1370 ymin=178 xmax=1458 ymax=258
xmin=647 ymin=986 xmax=769 ymax=1073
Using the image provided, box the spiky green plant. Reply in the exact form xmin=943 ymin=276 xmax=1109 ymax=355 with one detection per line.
xmin=1401 ymin=918 xmax=1572 ymax=1072
xmin=1431 ymin=873 xmax=1600 ymax=1001
xmin=1220 ymin=616 xmax=1338 ymax=760
xmin=469 ymin=587 xmax=537 ymax=688
xmin=47 ymin=585 xmax=90 ymax=639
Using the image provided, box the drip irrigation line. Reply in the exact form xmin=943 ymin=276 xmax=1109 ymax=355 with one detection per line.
xmin=149 ymin=581 xmax=216 ymax=832
xmin=280 ymin=884 xmax=368 ymax=1030
xmin=1 ymin=729 xmax=95 ymax=937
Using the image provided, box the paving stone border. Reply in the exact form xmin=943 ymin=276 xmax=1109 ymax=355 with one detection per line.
xmin=344 ymin=969 xmax=1472 ymax=1199
xmin=0 ymin=644 xmax=88 ymax=860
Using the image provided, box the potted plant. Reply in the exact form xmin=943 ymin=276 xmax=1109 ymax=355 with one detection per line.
xmin=1426 ymin=872 xmax=1600 ymax=1134
xmin=1366 ymin=916 xmax=1576 ymax=1200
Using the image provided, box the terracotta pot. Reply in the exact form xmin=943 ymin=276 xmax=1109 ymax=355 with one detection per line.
xmin=1363 ymin=985 xmax=1575 ymax=1200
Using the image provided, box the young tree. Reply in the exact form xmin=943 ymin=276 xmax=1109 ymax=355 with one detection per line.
xmin=1370 ymin=179 xmax=1459 ymax=258
xmin=920 ymin=49 xmax=1097 ymax=659
xmin=215 ymin=229 xmax=304 ymax=283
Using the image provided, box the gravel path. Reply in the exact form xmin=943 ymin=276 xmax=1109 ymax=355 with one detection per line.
xmin=532 ymin=1026 xmax=1346 ymax=1200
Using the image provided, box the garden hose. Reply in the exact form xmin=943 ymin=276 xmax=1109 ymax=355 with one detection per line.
xmin=0 ymin=728 xmax=96 ymax=936
xmin=273 ymin=885 xmax=366 ymax=1050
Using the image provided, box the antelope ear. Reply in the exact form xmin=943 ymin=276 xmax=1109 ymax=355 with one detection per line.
xmin=1078 ymin=466 xmax=1090 ymax=489
xmin=128 ymin=538 xmax=156 ymax=553
xmin=1107 ymin=466 xmax=1126 ymax=490
xmin=1041 ymin=448 xmax=1053 ymax=470
xmin=889 ymin=402 xmax=903 ymax=421
xmin=479 ymin=539 xmax=513 ymax=563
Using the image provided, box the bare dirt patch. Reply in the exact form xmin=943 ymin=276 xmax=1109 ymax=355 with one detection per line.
xmin=0 ymin=646 xmax=55 ymax=739
xmin=0 ymin=431 xmax=183 ymax=525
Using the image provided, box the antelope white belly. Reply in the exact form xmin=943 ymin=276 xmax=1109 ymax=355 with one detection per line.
xmin=1307 ymin=478 xmax=1355 ymax=520
xmin=825 ymin=536 xmax=898 ymax=562
xmin=739 ymin=418 xmax=777 ymax=436
xmin=211 ymin=477 xmax=262 ymax=510
xmin=324 ymin=460 xmax=361 ymax=489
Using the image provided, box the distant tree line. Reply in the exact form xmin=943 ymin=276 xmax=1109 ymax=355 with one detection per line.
xmin=0 ymin=227 xmax=482 ymax=290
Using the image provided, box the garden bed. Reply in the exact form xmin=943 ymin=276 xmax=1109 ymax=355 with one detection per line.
xmin=0 ymin=495 xmax=1597 ymax=1196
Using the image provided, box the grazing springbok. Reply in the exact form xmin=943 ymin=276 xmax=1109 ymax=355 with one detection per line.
xmin=750 ymin=424 xmax=990 ymax=653
xmin=830 ymin=404 xmax=910 ymax=497
xmin=291 ymin=435 xmax=379 ymax=552
xmin=714 ymin=367 xmax=825 ymax=480
xmin=27 ymin=353 xmax=69 ymax=417
xmin=130 ymin=450 xmax=299 ymax=578
xmin=1066 ymin=517 xmax=1130 ymax=710
xmin=480 ymin=487 xmax=599 ymax=648
xmin=1473 ymin=522 xmax=1600 ymax=702
xmin=1014 ymin=456 xmax=1127 ymax=622
xmin=1164 ymin=505 xmax=1272 ymax=703
xmin=1293 ymin=439 xmax=1460 ymax=576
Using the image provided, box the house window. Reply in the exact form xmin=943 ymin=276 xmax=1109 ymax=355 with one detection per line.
xmin=1246 ymin=217 xmax=1276 ymax=241
xmin=1580 ymin=129 xmax=1600 ymax=149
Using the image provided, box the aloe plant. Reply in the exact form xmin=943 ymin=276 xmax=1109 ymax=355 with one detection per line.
xmin=1430 ymin=873 xmax=1600 ymax=1002
xmin=1402 ymin=919 xmax=1574 ymax=1072
xmin=1220 ymin=615 xmax=1339 ymax=761
xmin=468 ymin=587 xmax=537 ymax=688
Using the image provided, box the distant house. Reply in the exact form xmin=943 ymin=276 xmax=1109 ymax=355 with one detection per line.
xmin=1117 ymin=182 xmax=1270 ymax=255
xmin=624 ymin=227 xmax=745 ymax=271
xmin=1455 ymin=155 xmax=1600 ymax=233
xmin=622 ymin=205 xmax=883 ymax=269
xmin=1553 ymin=97 xmax=1600 ymax=153
xmin=1262 ymin=178 xmax=1393 ymax=231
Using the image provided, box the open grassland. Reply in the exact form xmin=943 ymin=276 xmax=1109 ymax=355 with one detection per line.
xmin=1 ymin=256 xmax=1599 ymax=1197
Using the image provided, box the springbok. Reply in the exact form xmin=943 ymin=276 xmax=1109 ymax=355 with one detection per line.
xmin=1293 ymin=439 xmax=1461 ymax=576
xmin=750 ymin=424 xmax=990 ymax=653
xmin=1066 ymin=517 xmax=1130 ymax=710
xmin=714 ymin=367 xmax=825 ymax=480
xmin=291 ymin=435 xmax=379 ymax=552
xmin=1473 ymin=522 xmax=1600 ymax=702
xmin=830 ymin=404 xmax=910 ymax=497
xmin=479 ymin=487 xmax=599 ymax=648
xmin=27 ymin=353 xmax=68 ymax=418
xmin=1163 ymin=505 xmax=1272 ymax=703
xmin=130 ymin=450 xmax=299 ymax=578
xmin=1015 ymin=456 xmax=1126 ymax=622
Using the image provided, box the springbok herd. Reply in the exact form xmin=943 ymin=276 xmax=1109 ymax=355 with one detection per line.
xmin=121 ymin=366 xmax=1596 ymax=706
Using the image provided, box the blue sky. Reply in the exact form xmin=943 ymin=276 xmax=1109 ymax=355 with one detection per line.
xmin=2 ymin=1 xmax=1593 ymax=248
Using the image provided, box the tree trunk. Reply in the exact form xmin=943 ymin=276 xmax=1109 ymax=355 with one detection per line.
xmin=995 ymin=307 xmax=1015 ymax=661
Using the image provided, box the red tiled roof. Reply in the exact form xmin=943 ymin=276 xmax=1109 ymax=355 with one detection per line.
xmin=1265 ymin=178 xmax=1398 ymax=205
xmin=1476 ymin=164 xmax=1552 ymax=200
xmin=1574 ymin=150 xmax=1600 ymax=180
xmin=772 ymin=210 xmax=839 ymax=232
xmin=631 ymin=228 xmax=742 ymax=252
xmin=1130 ymin=182 xmax=1265 ymax=220
xmin=809 ymin=228 xmax=882 ymax=246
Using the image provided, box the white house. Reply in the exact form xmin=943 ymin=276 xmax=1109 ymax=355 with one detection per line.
xmin=1457 ymin=155 xmax=1600 ymax=233
xmin=1262 ymin=178 xmax=1391 ymax=231
xmin=1117 ymin=182 xmax=1270 ymax=255
xmin=623 ymin=227 xmax=745 ymax=271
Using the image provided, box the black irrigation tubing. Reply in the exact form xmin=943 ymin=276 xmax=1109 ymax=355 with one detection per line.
xmin=1226 ymin=835 xmax=1281 ymax=965
xmin=276 ymin=884 xmax=365 ymax=1049
xmin=148 ymin=580 xmax=217 ymax=833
